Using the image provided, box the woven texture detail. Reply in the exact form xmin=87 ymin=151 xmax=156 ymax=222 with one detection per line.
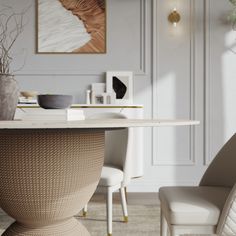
xmin=220 ymin=196 xmax=236 ymax=236
xmin=2 ymin=218 xmax=89 ymax=236
xmin=213 ymin=183 xmax=236 ymax=236
xmin=0 ymin=129 xmax=105 ymax=235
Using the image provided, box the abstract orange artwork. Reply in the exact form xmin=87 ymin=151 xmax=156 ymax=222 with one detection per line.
xmin=36 ymin=0 xmax=106 ymax=54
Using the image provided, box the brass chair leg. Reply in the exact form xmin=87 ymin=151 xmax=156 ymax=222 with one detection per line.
xmin=82 ymin=210 xmax=87 ymax=217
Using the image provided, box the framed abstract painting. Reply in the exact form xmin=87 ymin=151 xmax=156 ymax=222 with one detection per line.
xmin=36 ymin=0 xmax=106 ymax=54
xmin=106 ymin=71 xmax=133 ymax=104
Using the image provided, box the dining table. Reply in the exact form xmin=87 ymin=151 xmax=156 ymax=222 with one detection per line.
xmin=0 ymin=118 xmax=199 ymax=236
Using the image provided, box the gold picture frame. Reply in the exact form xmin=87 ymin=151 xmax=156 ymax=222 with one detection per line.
xmin=36 ymin=0 xmax=107 ymax=54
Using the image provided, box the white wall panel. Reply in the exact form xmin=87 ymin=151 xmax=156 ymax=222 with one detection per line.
xmin=204 ymin=0 xmax=236 ymax=165
xmin=152 ymin=0 xmax=195 ymax=166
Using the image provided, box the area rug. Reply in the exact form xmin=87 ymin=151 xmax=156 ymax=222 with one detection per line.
xmin=0 ymin=203 xmax=160 ymax=236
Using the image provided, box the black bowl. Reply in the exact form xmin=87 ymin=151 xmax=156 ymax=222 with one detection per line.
xmin=37 ymin=95 xmax=73 ymax=109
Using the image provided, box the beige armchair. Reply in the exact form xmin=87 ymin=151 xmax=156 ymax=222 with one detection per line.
xmin=159 ymin=134 xmax=236 ymax=236
xmin=181 ymin=184 xmax=236 ymax=236
xmin=181 ymin=183 xmax=236 ymax=236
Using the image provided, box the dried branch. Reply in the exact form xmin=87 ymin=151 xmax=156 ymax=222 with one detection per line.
xmin=0 ymin=5 xmax=30 ymax=75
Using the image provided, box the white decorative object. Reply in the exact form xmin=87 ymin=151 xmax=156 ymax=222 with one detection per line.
xmin=102 ymin=93 xmax=108 ymax=104
xmin=106 ymin=71 xmax=133 ymax=104
xmin=86 ymin=90 xmax=91 ymax=104
xmin=91 ymin=91 xmax=95 ymax=104
xmin=91 ymin=83 xmax=106 ymax=104
xmin=106 ymin=92 xmax=116 ymax=104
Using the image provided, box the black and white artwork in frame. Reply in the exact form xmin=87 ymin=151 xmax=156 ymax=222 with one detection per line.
xmin=106 ymin=71 xmax=133 ymax=104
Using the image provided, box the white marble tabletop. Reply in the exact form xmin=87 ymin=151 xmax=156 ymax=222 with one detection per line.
xmin=0 ymin=119 xmax=200 ymax=129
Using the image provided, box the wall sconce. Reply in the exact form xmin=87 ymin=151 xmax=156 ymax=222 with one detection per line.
xmin=168 ymin=8 xmax=181 ymax=27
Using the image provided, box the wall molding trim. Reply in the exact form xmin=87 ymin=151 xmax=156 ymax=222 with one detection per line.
xmin=203 ymin=0 xmax=211 ymax=165
xmin=138 ymin=0 xmax=147 ymax=76
xmin=152 ymin=0 xmax=196 ymax=166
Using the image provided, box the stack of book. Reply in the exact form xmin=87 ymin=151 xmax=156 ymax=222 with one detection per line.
xmin=18 ymin=97 xmax=38 ymax=104
xmin=22 ymin=109 xmax=85 ymax=121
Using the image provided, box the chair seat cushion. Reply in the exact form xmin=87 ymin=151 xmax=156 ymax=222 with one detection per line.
xmin=99 ymin=166 xmax=124 ymax=187
xmin=159 ymin=186 xmax=231 ymax=226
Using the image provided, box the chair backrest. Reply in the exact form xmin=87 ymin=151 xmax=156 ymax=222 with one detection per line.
xmin=87 ymin=112 xmax=132 ymax=187
xmin=200 ymin=133 xmax=236 ymax=188
xmin=216 ymin=183 xmax=236 ymax=236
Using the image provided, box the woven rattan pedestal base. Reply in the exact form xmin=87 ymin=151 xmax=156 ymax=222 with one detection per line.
xmin=0 ymin=129 xmax=105 ymax=236
xmin=3 ymin=218 xmax=89 ymax=236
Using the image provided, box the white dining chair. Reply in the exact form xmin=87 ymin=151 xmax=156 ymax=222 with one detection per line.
xmin=83 ymin=112 xmax=132 ymax=236
xmin=159 ymin=133 xmax=236 ymax=236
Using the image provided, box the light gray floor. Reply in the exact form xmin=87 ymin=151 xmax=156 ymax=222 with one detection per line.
xmin=79 ymin=203 xmax=160 ymax=235
xmin=0 ymin=193 xmax=160 ymax=236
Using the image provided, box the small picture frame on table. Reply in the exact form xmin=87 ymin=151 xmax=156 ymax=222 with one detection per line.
xmin=91 ymin=83 xmax=106 ymax=104
xmin=106 ymin=71 xmax=133 ymax=104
